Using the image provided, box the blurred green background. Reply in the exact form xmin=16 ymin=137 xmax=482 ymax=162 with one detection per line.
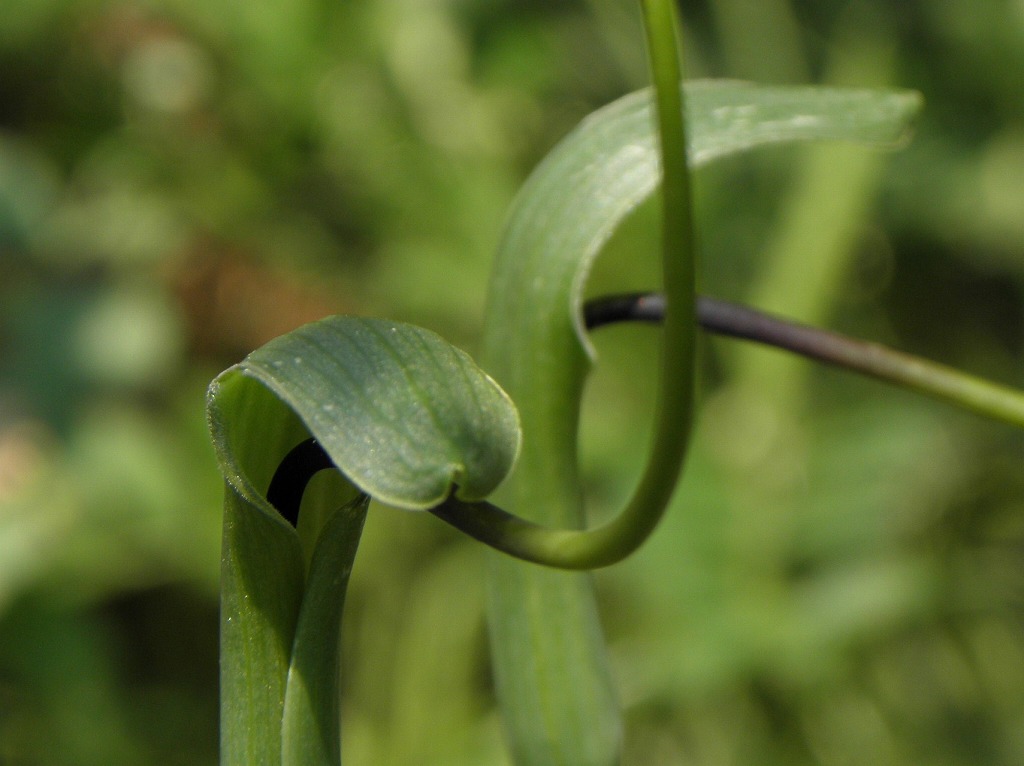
xmin=2 ymin=0 xmax=1024 ymax=763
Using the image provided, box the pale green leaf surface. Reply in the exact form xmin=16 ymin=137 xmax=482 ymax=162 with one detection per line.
xmin=488 ymin=81 xmax=923 ymax=369
xmin=282 ymin=493 xmax=370 ymax=766
xmin=211 ymin=361 xmax=364 ymax=766
xmin=481 ymin=81 xmax=921 ymax=766
xmin=219 ymin=482 xmax=305 ymax=766
xmin=218 ymin=316 xmax=521 ymax=511
xmin=210 ymin=375 xmax=309 ymax=766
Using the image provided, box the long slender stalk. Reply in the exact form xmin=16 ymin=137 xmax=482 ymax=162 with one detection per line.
xmin=443 ymin=0 xmax=698 ymax=569
xmin=585 ymin=292 xmax=1024 ymax=428
xmin=595 ymin=0 xmax=696 ymax=562
xmin=699 ymin=296 xmax=1024 ymax=427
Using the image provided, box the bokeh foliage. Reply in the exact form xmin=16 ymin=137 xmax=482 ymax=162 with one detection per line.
xmin=2 ymin=0 xmax=1023 ymax=764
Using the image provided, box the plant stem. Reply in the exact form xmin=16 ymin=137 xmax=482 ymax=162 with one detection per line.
xmin=701 ymin=296 xmax=1024 ymax=426
xmin=437 ymin=0 xmax=700 ymax=570
xmin=466 ymin=0 xmax=697 ymax=568
xmin=586 ymin=292 xmax=1024 ymax=428
xmin=599 ymin=0 xmax=696 ymax=558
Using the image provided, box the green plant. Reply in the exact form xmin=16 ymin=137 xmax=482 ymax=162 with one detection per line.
xmin=204 ymin=0 xmax=1024 ymax=764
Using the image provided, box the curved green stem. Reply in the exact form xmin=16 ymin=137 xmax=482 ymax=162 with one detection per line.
xmin=463 ymin=0 xmax=697 ymax=569
xmin=606 ymin=0 xmax=697 ymax=560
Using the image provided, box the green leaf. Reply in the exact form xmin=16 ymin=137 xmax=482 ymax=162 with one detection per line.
xmin=488 ymin=81 xmax=922 ymax=369
xmin=218 ymin=479 xmax=368 ymax=766
xmin=480 ymin=81 xmax=921 ymax=766
xmin=207 ymin=316 xmax=521 ymax=764
xmin=214 ymin=384 xmax=309 ymax=766
xmin=282 ymin=493 xmax=370 ymax=766
xmin=215 ymin=316 xmax=521 ymax=511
